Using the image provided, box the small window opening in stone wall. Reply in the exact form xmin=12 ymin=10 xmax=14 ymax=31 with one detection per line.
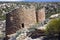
xmin=22 ymin=23 xmax=24 ymax=28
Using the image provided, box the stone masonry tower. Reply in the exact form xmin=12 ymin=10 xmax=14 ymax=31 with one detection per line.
xmin=19 ymin=5 xmax=36 ymax=28
xmin=6 ymin=5 xmax=36 ymax=35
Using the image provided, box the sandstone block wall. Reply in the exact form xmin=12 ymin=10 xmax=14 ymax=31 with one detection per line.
xmin=6 ymin=9 xmax=21 ymax=35
xmin=6 ymin=5 xmax=36 ymax=35
xmin=37 ymin=8 xmax=45 ymax=23
xmin=6 ymin=5 xmax=45 ymax=35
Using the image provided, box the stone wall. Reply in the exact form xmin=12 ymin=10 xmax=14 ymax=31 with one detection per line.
xmin=37 ymin=8 xmax=45 ymax=23
xmin=6 ymin=9 xmax=21 ymax=35
xmin=6 ymin=5 xmax=36 ymax=35
xmin=6 ymin=5 xmax=45 ymax=35
xmin=19 ymin=5 xmax=36 ymax=28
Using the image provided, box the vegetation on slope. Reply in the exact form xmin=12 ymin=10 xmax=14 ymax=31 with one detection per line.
xmin=45 ymin=18 xmax=60 ymax=34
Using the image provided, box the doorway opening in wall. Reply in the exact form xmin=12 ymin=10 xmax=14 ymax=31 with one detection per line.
xmin=22 ymin=23 xmax=24 ymax=28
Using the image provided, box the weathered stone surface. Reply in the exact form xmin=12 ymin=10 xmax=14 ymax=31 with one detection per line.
xmin=6 ymin=9 xmax=21 ymax=35
xmin=6 ymin=5 xmax=36 ymax=35
xmin=27 ymin=29 xmax=45 ymax=39
xmin=6 ymin=5 xmax=45 ymax=37
xmin=19 ymin=5 xmax=36 ymax=28
xmin=37 ymin=8 xmax=45 ymax=23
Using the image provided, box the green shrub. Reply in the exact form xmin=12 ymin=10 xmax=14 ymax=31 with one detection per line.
xmin=45 ymin=18 xmax=60 ymax=34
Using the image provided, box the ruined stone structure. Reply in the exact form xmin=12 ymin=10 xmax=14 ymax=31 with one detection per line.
xmin=6 ymin=5 xmax=45 ymax=35
xmin=6 ymin=9 xmax=21 ymax=35
xmin=6 ymin=5 xmax=36 ymax=35
xmin=18 ymin=5 xmax=36 ymax=28
xmin=37 ymin=8 xmax=45 ymax=23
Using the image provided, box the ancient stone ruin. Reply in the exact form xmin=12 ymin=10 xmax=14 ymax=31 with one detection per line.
xmin=37 ymin=8 xmax=45 ymax=23
xmin=6 ymin=5 xmax=45 ymax=35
